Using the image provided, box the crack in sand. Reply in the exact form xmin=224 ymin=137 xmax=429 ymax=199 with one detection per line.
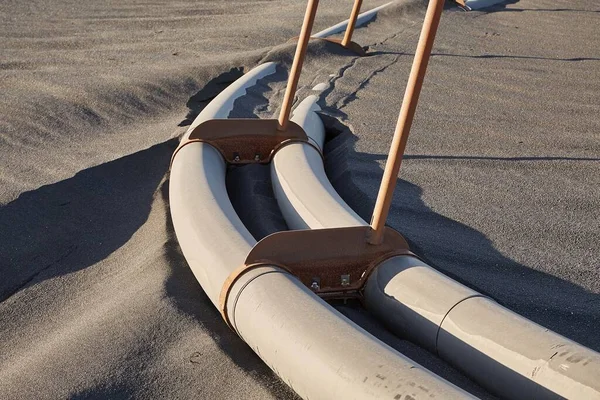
xmin=369 ymin=22 xmax=419 ymax=49
xmin=316 ymin=55 xmax=363 ymax=115
xmin=336 ymin=55 xmax=401 ymax=110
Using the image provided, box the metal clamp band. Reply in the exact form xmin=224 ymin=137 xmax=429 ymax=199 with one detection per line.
xmin=270 ymin=137 xmax=325 ymax=163
xmin=218 ymin=262 xmax=291 ymax=330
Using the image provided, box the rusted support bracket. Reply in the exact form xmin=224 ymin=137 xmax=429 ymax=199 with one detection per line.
xmin=219 ymin=226 xmax=414 ymax=328
xmin=171 ymin=119 xmax=321 ymax=165
xmin=287 ymin=0 xmax=367 ymax=57
xmin=288 ymin=36 xmax=366 ymax=56
xmin=326 ymin=37 xmax=366 ymax=55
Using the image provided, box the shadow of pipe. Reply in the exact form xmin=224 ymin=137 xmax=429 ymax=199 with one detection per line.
xmin=475 ymin=0 xmax=599 ymax=15
xmin=0 ymin=140 xmax=177 ymax=302
xmin=178 ymin=67 xmax=245 ymax=127
xmin=492 ymin=8 xmax=600 ymax=13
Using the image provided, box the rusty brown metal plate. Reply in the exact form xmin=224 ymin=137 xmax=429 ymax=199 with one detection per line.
xmin=219 ymin=226 xmax=413 ymax=329
xmin=176 ymin=118 xmax=309 ymax=165
xmin=322 ymin=37 xmax=367 ymax=56
xmin=244 ymin=225 xmax=411 ymax=296
xmin=289 ymin=36 xmax=367 ymax=56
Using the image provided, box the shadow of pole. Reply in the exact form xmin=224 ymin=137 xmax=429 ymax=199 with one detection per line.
xmin=368 ymin=50 xmax=600 ymax=62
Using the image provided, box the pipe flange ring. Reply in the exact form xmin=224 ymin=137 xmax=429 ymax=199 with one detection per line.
xmin=271 ymin=137 xmax=325 ymax=162
xmin=219 ymin=262 xmax=291 ymax=330
xmin=170 ymin=139 xmax=219 ymax=168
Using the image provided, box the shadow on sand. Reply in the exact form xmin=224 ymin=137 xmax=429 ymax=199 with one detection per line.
xmin=369 ymin=49 xmax=600 ymax=63
xmin=0 ymin=66 xmax=254 ymax=303
xmin=472 ymin=0 xmax=599 ymax=15
xmin=0 ymin=136 xmax=297 ymax=398
xmin=0 ymin=140 xmax=177 ymax=302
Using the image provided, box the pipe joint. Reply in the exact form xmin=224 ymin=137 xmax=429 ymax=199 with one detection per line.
xmin=220 ymin=264 xmax=292 ymax=332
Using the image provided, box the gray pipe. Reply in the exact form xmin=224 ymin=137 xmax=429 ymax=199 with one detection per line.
xmin=169 ymin=64 xmax=473 ymax=399
xmin=366 ymin=256 xmax=600 ymax=400
xmin=270 ymin=97 xmax=600 ymax=399
xmin=225 ymin=265 xmax=473 ymax=399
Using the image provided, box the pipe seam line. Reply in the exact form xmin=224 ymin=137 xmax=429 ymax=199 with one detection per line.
xmin=273 ymin=136 xmax=324 ymax=163
xmin=434 ymin=294 xmax=490 ymax=357
xmin=228 ymin=267 xmax=296 ymax=335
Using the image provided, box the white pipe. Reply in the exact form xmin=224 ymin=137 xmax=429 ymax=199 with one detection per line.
xmin=226 ymin=265 xmax=473 ymax=400
xmin=366 ymin=257 xmax=600 ymax=399
xmin=184 ymin=62 xmax=278 ymax=138
xmin=312 ymin=2 xmax=393 ymax=39
xmin=271 ymin=96 xmax=364 ymax=229
xmin=172 ymin=62 xmax=277 ymax=306
xmin=270 ymin=96 xmax=600 ymax=399
xmin=170 ymin=65 xmax=473 ymax=399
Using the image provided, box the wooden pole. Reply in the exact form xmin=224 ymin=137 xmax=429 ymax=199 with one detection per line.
xmin=278 ymin=0 xmax=319 ymax=131
xmin=368 ymin=0 xmax=445 ymax=245
xmin=341 ymin=0 xmax=363 ymax=47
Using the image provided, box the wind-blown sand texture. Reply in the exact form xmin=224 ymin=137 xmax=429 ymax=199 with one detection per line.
xmin=1 ymin=0 xmax=598 ymax=398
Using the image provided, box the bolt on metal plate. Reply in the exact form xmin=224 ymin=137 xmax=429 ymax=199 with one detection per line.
xmin=340 ymin=274 xmax=350 ymax=287
xmin=310 ymin=277 xmax=321 ymax=291
xmin=340 ymin=274 xmax=350 ymax=286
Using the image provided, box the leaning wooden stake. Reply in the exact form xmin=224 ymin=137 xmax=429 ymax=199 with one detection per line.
xmin=278 ymin=0 xmax=319 ymax=131
xmin=341 ymin=0 xmax=363 ymax=47
xmin=368 ymin=0 xmax=445 ymax=245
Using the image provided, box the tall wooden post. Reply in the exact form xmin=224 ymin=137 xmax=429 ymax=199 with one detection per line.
xmin=278 ymin=0 xmax=319 ymax=131
xmin=368 ymin=0 xmax=445 ymax=245
xmin=341 ymin=0 xmax=363 ymax=47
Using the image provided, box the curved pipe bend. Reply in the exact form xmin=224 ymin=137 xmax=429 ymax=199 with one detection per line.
xmin=271 ymin=96 xmax=600 ymax=400
xmin=169 ymin=65 xmax=471 ymax=399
